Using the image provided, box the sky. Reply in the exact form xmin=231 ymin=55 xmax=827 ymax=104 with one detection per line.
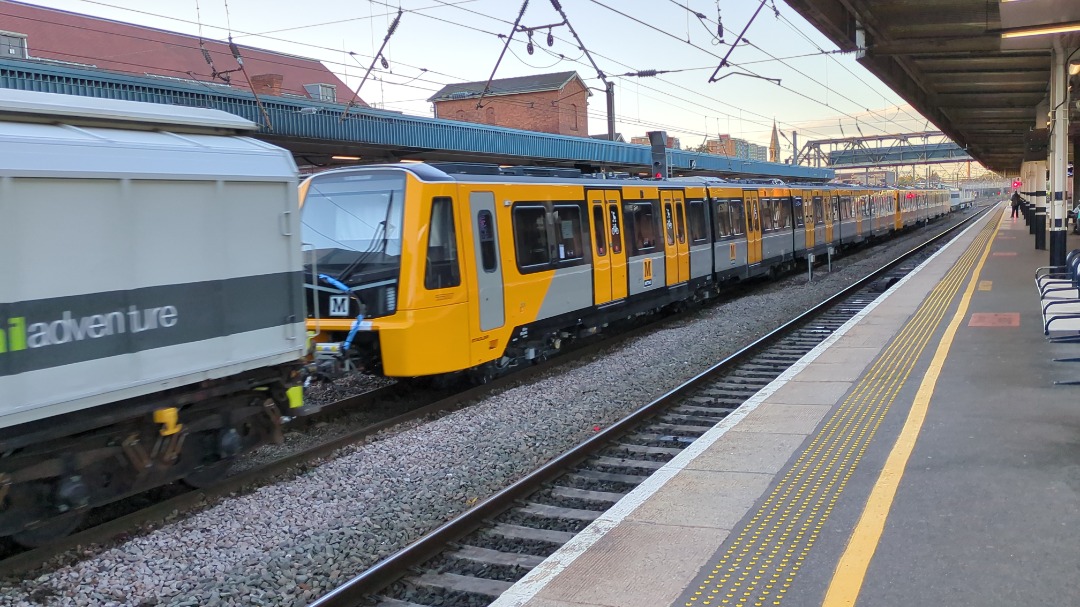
xmin=16 ymin=0 xmax=944 ymax=162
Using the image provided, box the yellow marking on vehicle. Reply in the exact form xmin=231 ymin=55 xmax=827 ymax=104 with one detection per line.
xmin=286 ymin=385 xmax=304 ymax=409
xmin=153 ymin=407 xmax=182 ymax=436
xmin=683 ymin=211 xmax=1001 ymax=607
xmin=643 ymin=257 xmax=654 ymax=283
xmin=822 ymin=210 xmax=999 ymax=607
xmin=978 ymin=280 xmax=992 ymax=291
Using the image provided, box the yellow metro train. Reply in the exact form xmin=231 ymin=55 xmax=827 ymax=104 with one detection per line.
xmin=300 ymin=163 xmax=950 ymax=382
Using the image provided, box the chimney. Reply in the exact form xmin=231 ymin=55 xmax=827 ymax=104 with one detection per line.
xmin=250 ymin=74 xmax=284 ymax=97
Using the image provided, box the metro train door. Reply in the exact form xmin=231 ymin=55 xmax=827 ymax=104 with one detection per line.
xmin=673 ymin=191 xmax=690 ymax=283
xmin=803 ymin=194 xmax=815 ymax=251
xmin=588 ymin=189 xmax=627 ymax=306
xmin=470 ymin=191 xmax=505 ymax=332
xmin=745 ymin=190 xmax=762 ymax=265
xmin=831 ymin=195 xmax=841 ymax=243
xmin=661 ymin=190 xmax=679 ymax=286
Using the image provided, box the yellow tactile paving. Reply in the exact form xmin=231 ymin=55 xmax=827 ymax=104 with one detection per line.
xmin=822 ymin=209 xmax=1001 ymax=607
xmin=680 ymin=211 xmax=1002 ymax=607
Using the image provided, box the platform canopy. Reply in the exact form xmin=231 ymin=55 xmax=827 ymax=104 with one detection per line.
xmin=784 ymin=0 xmax=1080 ymax=172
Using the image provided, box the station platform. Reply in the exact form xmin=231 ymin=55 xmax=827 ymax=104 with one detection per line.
xmin=490 ymin=204 xmax=1080 ymax=607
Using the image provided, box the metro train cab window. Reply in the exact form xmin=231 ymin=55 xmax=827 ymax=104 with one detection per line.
xmin=477 ymin=210 xmax=498 ymax=272
xmin=513 ymin=205 xmax=550 ymax=268
xmin=813 ymin=197 xmax=824 ymax=225
xmin=552 ymin=205 xmax=584 ymax=263
xmin=592 ymin=206 xmax=607 ymax=257
xmin=424 ymin=197 xmax=461 ymax=290
xmin=627 ymin=202 xmax=659 ymax=254
xmin=729 ymin=199 xmax=746 ymax=236
xmin=688 ymin=200 xmax=708 ymax=243
xmin=663 ymin=203 xmax=676 ymax=246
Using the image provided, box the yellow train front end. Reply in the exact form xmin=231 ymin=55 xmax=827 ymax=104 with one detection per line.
xmin=301 ymin=165 xmax=473 ymax=379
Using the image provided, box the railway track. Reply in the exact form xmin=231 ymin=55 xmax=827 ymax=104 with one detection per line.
xmin=309 ymin=206 xmax=990 ymax=607
xmin=0 ymin=208 xmax=985 ymax=581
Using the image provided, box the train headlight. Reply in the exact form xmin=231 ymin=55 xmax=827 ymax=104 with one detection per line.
xmin=386 ymin=286 xmax=397 ymax=313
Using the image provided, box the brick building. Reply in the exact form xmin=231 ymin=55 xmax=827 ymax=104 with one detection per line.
xmin=0 ymin=0 xmax=357 ymax=104
xmin=705 ymin=135 xmax=735 ymax=156
xmin=428 ymin=71 xmax=589 ymax=136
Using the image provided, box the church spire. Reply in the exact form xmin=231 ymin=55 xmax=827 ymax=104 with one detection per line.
xmin=769 ymin=120 xmax=780 ymax=163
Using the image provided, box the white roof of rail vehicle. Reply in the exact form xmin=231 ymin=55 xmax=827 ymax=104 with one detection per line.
xmin=0 ymin=88 xmax=258 ymax=132
xmin=0 ymin=89 xmax=296 ymax=181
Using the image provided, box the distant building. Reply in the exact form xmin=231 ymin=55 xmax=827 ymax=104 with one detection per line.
xmin=591 ymin=133 xmax=626 ymax=143
xmin=733 ymin=139 xmax=751 ymax=160
xmin=428 ymin=71 xmax=589 ymax=136
xmin=705 ymin=135 xmax=735 ymax=156
xmin=0 ymin=0 xmax=357 ymax=103
xmin=631 ymin=135 xmax=681 ymax=149
xmin=837 ymin=170 xmax=897 ymax=187
xmin=749 ymin=143 xmax=768 ymax=162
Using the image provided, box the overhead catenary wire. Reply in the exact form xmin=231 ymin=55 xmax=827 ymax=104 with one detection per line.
xmin=586 ymin=0 xmax=889 ymax=134
xmin=62 ymin=0 xmax=905 ymax=144
xmin=221 ymin=0 xmax=273 ymax=129
xmin=475 ymin=0 xmax=530 ymax=109
xmin=402 ymin=0 xmax=836 ymax=138
xmin=69 ymin=0 xmax=851 ymax=141
xmin=341 ymin=8 xmax=403 ymax=120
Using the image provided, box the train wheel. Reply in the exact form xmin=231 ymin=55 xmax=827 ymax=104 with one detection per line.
xmin=182 ymin=459 xmax=233 ymax=489
xmin=11 ymin=510 xmax=86 ymax=548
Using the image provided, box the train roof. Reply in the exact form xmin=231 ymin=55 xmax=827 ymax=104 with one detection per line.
xmin=0 ymin=88 xmax=258 ymax=134
xmin=306 ymin=162 xmax=949 ymax=192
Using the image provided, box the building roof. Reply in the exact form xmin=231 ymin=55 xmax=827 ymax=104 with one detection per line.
xmin=591 ymin=133 xmax=625 ymax=143
xmin=427 ymin=71 xmax=589 ymax=102
xmin=0 ymin=0 xmax=359 ymax=104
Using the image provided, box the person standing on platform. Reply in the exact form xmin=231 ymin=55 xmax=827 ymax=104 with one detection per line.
xmin=1011 ymin=191 xmax=1021 ymax=218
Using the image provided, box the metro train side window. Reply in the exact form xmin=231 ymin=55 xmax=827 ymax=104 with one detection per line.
xmin=715 ymin=200 xmax=731 ymax=238
xmin=663 ymin=203 xmax=675 ymax=245
xmin=760 ymin=199 xmax=774 ymax=232
xmin=513 ymin=205 xmax=550 ymax=269
xmin=813 ymin=197 xmax=824 ymax=225
xmin=552 ymin=205 xmax=584 ymax=263
xmin=729 ymin=200 xmax=746 ymax=236
xmin=675 ymin=204 xmax=687 ymax=244
xmin=477 ymin=210 xmax=498 ymax=273
xmin=592 ymin=206 xmax=607 ymax=257
xmin=424 ymin=197 xmax=461 ymax=290
xmin=793 ymin=197 xmax=804 ymax=228
xmin=627 ymin=202 xmax=658 ymax=254
xmin=608 ymin=204 xmax=623 ymax=254
xmin=688 ymin=201 xmax=708 ymax=243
